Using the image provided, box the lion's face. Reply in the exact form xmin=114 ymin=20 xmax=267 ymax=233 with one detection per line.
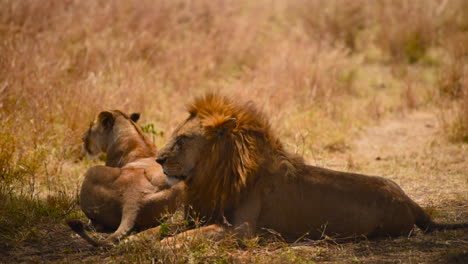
xmin=157 ymin=113 xmax=238 ymax=186
xmin=82 ymin=111 xmax=140 ymax=157
xmin=82 ymin=120 xmax=109 ymax=158
xmin=156 ymin=118 xmax=208 ymax=186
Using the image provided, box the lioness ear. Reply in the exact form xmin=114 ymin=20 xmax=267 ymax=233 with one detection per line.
xmin=130 ymin=113 xmax=140 ymax=122
xmin=215 ymin=118 xmax=237 ymax=137
xmin=98 ymin=111 xmax=115 ymax=130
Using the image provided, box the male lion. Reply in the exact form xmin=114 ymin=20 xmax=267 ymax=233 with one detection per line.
xmin=148 ymin=94 xmax=466 ymax=243
xmin=67 ymin=110 xmax=184 ymax=247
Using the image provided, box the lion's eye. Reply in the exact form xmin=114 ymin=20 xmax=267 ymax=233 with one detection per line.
xmin=176 ymin=136 xmax=186 ymax=147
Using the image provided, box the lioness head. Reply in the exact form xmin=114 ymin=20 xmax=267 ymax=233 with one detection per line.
xmin=82 ymin=110 xmax=140 ymax=157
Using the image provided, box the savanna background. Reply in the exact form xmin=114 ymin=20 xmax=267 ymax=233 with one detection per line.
xmin=0 ymin=0 xmax=467 ymax=263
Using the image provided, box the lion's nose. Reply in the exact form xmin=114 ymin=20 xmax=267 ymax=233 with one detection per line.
xmin=156 ymin=157 xmax=166 ymax=165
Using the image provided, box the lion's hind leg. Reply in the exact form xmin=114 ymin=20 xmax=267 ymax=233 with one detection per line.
xmin=106 ymin=203 xmax=140 ymax=243
xmin=67 ymin=219 xmax=113 ymax=247
xmin=68 ymin=191 xmax=142 ymax=247
xmin=66 ymin=203 xmax=140 ymax=247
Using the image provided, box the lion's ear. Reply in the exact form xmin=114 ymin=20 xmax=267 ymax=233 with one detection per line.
xmin=130 ymin=113 xmax=140 ymax=122
xmin=215 ymin=118 xmax=237 ymax=137
xmin=98 ymin=111 xmax=115 ymax=130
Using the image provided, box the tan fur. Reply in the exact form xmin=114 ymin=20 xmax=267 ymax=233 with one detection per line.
xmin=67 ymin=110 xmax=184 ymax=247
xmin=149 ymin=94 xmax=467 ymax=243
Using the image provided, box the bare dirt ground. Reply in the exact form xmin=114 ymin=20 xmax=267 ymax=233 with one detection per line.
xmin=1 ymin=110 xmax=467 ymax=263
xmin=352 ymin=111 xmax=467 ymax=206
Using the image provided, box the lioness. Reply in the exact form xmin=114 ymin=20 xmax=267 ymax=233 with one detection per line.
xmin=67 ymin=110 xmax=184 ymax=246
xmin=145 ymin=94 xmax=466 ymax=243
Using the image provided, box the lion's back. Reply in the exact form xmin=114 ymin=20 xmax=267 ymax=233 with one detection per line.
xmin=255 ymin=165 xmax=416 ymax=239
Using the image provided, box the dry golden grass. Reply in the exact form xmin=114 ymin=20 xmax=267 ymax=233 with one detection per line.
xmin=0 ymin=0 xmax=467 ymax=263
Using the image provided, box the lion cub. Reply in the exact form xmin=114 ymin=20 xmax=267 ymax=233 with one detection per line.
xmin=67 ymin=110 xmax=184 ymax=247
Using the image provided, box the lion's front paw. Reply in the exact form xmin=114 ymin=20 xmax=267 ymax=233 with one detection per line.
xmin=160 ymin=236 xmax=184 ymax=250
xmin=107 ymin=235 xmax=122 ymax=245
xmin=119 ymin=234 xmax=138 ymax=246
